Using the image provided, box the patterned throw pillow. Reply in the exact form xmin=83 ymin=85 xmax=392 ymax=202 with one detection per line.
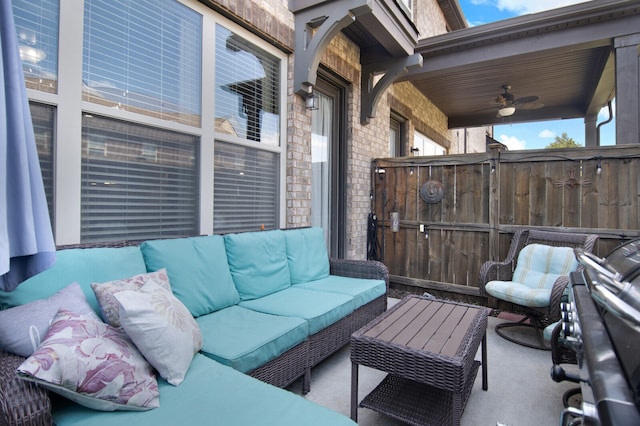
xmin=0 ymin=283 xmax=94 ymax=357
xmin=91 ymin=269 xmax=171 ymax=327
xmin=17 ymin=310 xmax=159 ymax=411
xmin=114 ymin=280 xmax=203 ymax=386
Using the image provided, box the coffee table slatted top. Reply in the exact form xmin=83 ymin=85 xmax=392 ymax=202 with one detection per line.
xmin=361 ymin=297 xmax=482 ymax=357
xmin=351 ymin=296 xmax=488 ymax=393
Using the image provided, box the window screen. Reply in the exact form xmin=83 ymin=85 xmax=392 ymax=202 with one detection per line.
xmin=213 ymin=141 xmax=279 ymax=233
xmin=82 ymin=0 xmax=202 ymax=126
xmin=30 ymin=103 xmax=55 ymax=231
xmin=81 ymin=115 xmax=198 ymax=242
xmin=215 ymin=25 xmax=280 ymax=145
xmin=12 ymin=0 xmax=59 ymax=93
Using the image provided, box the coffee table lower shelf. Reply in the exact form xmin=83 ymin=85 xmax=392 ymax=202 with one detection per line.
xmin=359 ymin=361 xmax=481 ymax=426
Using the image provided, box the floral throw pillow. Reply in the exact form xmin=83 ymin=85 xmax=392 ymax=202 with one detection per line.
xmin=115 ymin=279 xmax=203 ymax=386
xmin=91 ymin=269 xmax=171 ymax=327
xmin=17 ymin=310 xmax=159 ymax=411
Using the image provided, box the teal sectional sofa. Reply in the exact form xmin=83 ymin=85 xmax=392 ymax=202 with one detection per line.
xmin=0 ymin=227 xmax=388 ymax=425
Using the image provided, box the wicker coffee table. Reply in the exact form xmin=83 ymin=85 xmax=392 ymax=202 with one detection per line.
xmin=350 ymin=295 xmax=489 ymax=425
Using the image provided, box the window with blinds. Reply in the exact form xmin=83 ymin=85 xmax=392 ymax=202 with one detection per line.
xmin=213 ymin=25 xmax=282 ymax=234
xmin=214 ymin=25 xmax=280 ymax=145
xmin=12 ymin=0 xmax=59 ymax=94
xmin=213 ymin=141 xmax=279 ymax=233
xmin=30 ymin=103 xmax=55 ymax=231
xmin=82 ymin=0 xmax=202 ymax=126
xmin=81 ymin=115 xmax=198 ymax=243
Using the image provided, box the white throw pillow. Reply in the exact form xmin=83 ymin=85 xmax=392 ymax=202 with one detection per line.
xmin=91 ymin=269 xmax=171 ymax=327
xmin=17 ymin=309 xmax=159 ymax=411
xmin=114 ymin=280 xmax=203 ymax=386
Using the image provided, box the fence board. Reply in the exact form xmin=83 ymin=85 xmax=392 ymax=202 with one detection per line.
xmin=498 ymin=163 xmax=514 ymax=225
xmin=529 ymin=161 xmax=547 ymax=226
xmin=581 ymin=158 xmax=600 ymax=228
xmin=513 ymin=164 xmax=531 ymax=225
xmin=372 ymin=146 xmax=640 ymax=300
xmin=618 ymin=158 xmax=638 ymax=229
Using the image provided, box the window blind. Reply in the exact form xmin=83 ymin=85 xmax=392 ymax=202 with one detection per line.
xmin=213 ymin=141 xmax=279 ymax=233
xmin=215 ymin=24 xmax=280 ymax=145
xmin=83 ymin=0 xmax=202 ymax=126
xmin=81 ymin=115 xmax=198 ymax=242
xmin=12 ymin=0 xmax=59 ymax=94
xmin=30 ymin=103 xmax=55 ymax=231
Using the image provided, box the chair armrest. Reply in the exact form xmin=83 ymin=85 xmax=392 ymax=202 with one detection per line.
xmin=0 ymin=351 xmax=52 ymax=426
xmin=478 ymin=260 xmax=514 ymax=296
xmin=329 ymin=258 xmax=389 ymax=291
xmin=548 ymin=275 xmax=570 ymax=321
xmin=478 ymin=229 xmax=529 ymax=296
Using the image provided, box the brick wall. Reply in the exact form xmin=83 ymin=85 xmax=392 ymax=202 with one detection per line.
xmin=413 ymin=0 xmax=449 ymax=37
xmin=219 ymin=0 xmax=486 ymax=258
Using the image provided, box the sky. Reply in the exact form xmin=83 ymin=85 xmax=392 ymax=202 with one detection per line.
xmin=457 ymin=0 xmax=616 ymax=150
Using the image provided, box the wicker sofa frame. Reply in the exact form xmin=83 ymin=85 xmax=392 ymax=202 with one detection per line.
xmin=0 ymin=238 xmax=389 ymax=425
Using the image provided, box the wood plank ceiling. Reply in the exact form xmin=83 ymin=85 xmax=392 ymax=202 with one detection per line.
xmin=400 ymin=0 xmax=640 ymax=128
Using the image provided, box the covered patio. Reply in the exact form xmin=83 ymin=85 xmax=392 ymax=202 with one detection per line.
xmin=401 ymin=0 xmax=640 ymax=144
xmin=288 ymin=296 xmax=576 ymax=426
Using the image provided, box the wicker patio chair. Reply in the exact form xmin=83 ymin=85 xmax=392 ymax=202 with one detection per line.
xmin=479 ymin=229 xmax=598 ymax=349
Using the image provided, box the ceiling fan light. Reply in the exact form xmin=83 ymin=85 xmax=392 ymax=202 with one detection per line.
xmin=498 ymin=106 xmax=516 ymax=117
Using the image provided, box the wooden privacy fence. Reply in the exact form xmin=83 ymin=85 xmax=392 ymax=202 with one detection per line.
xmin=371 ymin=144 xmax=640 ymax=302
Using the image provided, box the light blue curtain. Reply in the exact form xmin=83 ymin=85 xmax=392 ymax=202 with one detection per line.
xmin=0 ymin=0 xmax=55 ymax=291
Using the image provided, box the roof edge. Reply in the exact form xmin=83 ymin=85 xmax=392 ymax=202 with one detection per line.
xmin=418 ymin=0 xmax=640 ymax=54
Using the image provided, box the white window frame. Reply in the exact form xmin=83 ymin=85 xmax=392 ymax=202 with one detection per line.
xmin=414 ymin=130 xmax=446 ymax=156
xmin=398 ymin=0 xmax=413 ymax=18
xmin=23 ymin=0 xmax=287 ymax=244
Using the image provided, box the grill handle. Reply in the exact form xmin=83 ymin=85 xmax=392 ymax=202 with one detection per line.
xmin=590 ymin=272 xmax=640 ymax=332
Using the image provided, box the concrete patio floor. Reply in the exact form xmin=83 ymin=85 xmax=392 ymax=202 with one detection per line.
xmin=287 ymin=297 xmax=578 ymax=425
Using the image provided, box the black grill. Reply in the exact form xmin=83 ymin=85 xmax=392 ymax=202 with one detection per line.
xmin=559 ymin=241 xmax=640 ymax=426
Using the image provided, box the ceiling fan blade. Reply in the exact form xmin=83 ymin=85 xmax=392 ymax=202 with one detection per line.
xmin=518 ymin=102 xmax=544 ymax=110
xmin=514 ymin=95 xmax=540 ymax=104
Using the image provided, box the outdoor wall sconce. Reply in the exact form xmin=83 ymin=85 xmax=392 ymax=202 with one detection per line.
xmin=305 ymin=88 xmax=318 ymax=110
xmin=596 ymin=157 xmax=602 ymax=175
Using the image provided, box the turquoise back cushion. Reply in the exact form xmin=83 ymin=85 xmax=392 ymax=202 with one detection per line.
xmin=513 ymin=244 xmax=578 ymax=290
xmin=285 ymin=228 xmax=330 ymax=284
xmin=140 ymin=236 xmax=240 ymax=317
xmin=224 ymin=230 xmax=291 ymax=300
xmin=0 ymin=246 xmax=146 ymax=313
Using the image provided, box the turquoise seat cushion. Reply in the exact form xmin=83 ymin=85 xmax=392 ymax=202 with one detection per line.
xmin=512 ymin=244 xmax=578 ymax=288
xmin=196 ymin=306 xmax=308 ymax=373
xmin=485 ymin=244 xmax=578 ymax=307
xmin=239 ymin=287 xmax=354 ymax=335
xmin=296 ymin=275 xmax=386 ymax=309
xmin=0 ymin=246 xmax=146 ymax=313
xmin=52 ymin=354 xmax=356 ymax=426
xmin=140 ymin=236 xmax=240 ymax=317
xmin=485 ymin=280 xmax=553 ymax=307
xmin=224 ymin=230 xmax=291 ymax=300
xmin=284 ymin=227 xmax=330 ymax=284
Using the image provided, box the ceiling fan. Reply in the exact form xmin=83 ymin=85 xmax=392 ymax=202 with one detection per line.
xmin=494 ymin=85 xmax=543 ymax=117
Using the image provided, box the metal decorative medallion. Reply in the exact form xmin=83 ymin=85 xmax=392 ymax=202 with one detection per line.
xmin=420 ymin=180 xmax=444 ymax=204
